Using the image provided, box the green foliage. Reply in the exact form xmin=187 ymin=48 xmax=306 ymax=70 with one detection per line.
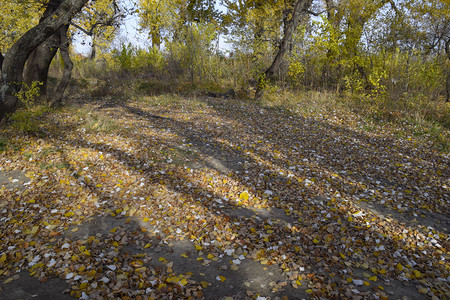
xmin=0 ymin=135 xmax=7 ymax=152
xmin=76 ymin=109 xmax=119 ymax=133
xmin=9 ymin=81 xmax=48 ymax=133
xmin=15 ymin=81 xmax=43 ymax=110
xmin=112 ymin=43 xmax=135 ymax=71
xmin=9 ymin=106 xmax=52 ymax=133
xmin=0 ymin=0 xmax=41 ymax=52
xmin=287 ymin=61 xmax=305 ymax=87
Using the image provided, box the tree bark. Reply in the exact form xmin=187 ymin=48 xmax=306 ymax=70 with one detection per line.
xmin=0 ymin=0 xmax=88 ymax=121
xmin=255 ymin=0 xmax=313 ymax=100
xmin=23 ymin=0 xmax=63 ymax=101
xmin=23 ymin=34 xmax=61 ymax=101
xmin=445 ymin=39 xmax=450 ymax=102
xmin=0 ymin=52 xmax=3 ymax=71
xmin=50 ymin=25 xmax=72 ymax=107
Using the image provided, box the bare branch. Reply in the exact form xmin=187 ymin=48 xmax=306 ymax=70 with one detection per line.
xmin=70 ymin=13 xmax=124 ymax=36
xmin=304 ymin=9 xmax=330 ymax=17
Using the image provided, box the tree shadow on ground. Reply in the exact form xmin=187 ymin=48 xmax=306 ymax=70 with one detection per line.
xmin=1 ymin=94 xmax=448 ymax=299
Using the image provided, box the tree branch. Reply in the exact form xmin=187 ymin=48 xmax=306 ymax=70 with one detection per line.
xmin=70 ymin=13 xmax=124 ymax=36
xmin=304 ymin=9 xmax=330 ymax=17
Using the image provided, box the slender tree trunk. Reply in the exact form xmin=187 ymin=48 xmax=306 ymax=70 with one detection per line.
xmin=255 ymin=0 xmax=313 ymax=100
xmin=445 ymin=39 xmax=450 ymax=102
xmin=50 ymin=25 xmax=72 ymax=107
xmin=0 ymin=0 xmax=88 ymax=121
xmin=90 ymin=34 xmax=97 ymax=59
xmin=0 ymin=52 xmax=3 ymax=71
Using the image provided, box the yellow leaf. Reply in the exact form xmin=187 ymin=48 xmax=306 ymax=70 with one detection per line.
xmin=181 ymin=253 xmax=188 ymax=258
xmin=340 ymin=253 xmax=346 ymax=259
xmin=313 ymin=239 xmax=319 ymax=244
xmin=30 ymin=226 xmax=39 ymax=234
xmin=363 ymin=281 xmax=370 ymax=286
xmin=239 ymin=191 xmax=249 ymax=201
xmin=379 ymin=268 xmax=386 ymax=274
xmin=347 ymin=216 xmax=353 ymax=222
xmin=200 ymin=281 xmax=209 ymax=288
xmin=207 ymin=254 xmax=214 ymax=259
xmin=413 ymin=270 xmax=422 ymax=278
xmin=64 ymin=211 xmax=73 ymax=217
xmin=397 ymin=263 xmax=404 ymax=271
xmin=179 ymin=278 xmax=188 ymax=286
xmin=347 ymin=277 xmax=353 ymax=283
xmin=369 ymin=276 xmax=377 ymax=281
xmin=80 ymin=282 xmax=88 ymax=289
xmin=0 ymin=253 xmax=7 ymax=264
xmin=195 ymin=245 xmax=203 ymax=251
xmin=216 ymin=275 xmax=226 ymax=282
xmin=144 ymin=243 xmax=152 ymax=249
xmin=3 ymin=277 xmax=13 ymax=284
xmin=143 ymin=218 xmax=150 ymax=222
xmin=71 ymin=227 xmax=79 ymax=232
xmin=158 ymin=283 xmax=167 ymax=289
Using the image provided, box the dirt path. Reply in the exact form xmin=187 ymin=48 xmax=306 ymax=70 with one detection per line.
xmin=0 ymin=95 xmax=448 ymax=299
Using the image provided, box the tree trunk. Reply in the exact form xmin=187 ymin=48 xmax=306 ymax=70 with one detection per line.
xmin=50 ymin=25 xmax=72 ymax=107
xmin=0 ymin=52 xmax=3 ymax=71
xmin=445 ymin=39 xmax=450 ymax=102
xmin=90 ymin=34 xmax=97 ymax=59
xmin=23 ymin=0 xmax=63 ymax=101
xmin=255 ymin=0 xmax=313 ymax=100
xmin=23 ymin=33 xmax=61 ymax=101
xmin=0 ymin=0 xmax=89 ymax=121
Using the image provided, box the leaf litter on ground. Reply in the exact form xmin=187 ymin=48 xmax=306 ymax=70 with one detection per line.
xmin=0 ymin=94 xmax=448 ymax=299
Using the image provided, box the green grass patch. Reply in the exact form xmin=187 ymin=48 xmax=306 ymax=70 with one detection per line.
xmin=0 ymin=135 xmax=8 ymax=152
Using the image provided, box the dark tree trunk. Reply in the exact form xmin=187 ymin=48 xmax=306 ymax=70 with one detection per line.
xmin=255 ymin=0 xmax=313 ymax=100
xmin=0 ymin=0 xmax=89 ymax=121
xmin=23 ymin=0 xmax=63 ymax=101
xmin=0 ymin=52 xmax=3 ymax=71
xmin=50 ymin=25 xmax=72 ymax=107
xmin=23 ymin=33 xmax=61 ymax=101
